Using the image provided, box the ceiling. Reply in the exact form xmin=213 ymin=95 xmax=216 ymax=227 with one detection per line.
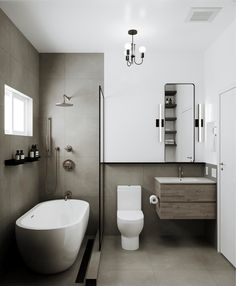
xmin=0 ymin=0 xmax=235 ymax=53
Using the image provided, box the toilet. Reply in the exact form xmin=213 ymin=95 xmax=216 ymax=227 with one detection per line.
xmin=117 ymin=185 xmax=144 ymax=250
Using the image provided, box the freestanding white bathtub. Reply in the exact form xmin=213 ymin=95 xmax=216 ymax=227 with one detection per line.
xmin=16 ymin=199 xmax=89 ymax=274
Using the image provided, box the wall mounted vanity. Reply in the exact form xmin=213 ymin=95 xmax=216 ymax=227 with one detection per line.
xmin=154 ymin=177 xmax=216 ymax=219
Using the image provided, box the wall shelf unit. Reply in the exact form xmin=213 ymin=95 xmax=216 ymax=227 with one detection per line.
xmin=165 ymin=87 xmax=178 ymax=158
xmin=4 ymin=157 xmax=40 ymax=166
xmin=165 ymin=117 xmax=177 ymax=121
xmin=165 ymin=91 xmax=177 ymax=96
xmin=165 ymin=104 xmax=177 ymax=108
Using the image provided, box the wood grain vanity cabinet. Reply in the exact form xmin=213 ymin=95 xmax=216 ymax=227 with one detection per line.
xmin=154 ymin=177 xmax=216 ymax=219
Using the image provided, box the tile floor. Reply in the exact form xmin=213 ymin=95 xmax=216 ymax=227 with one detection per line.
xmin=1 ymin=235 xmax=235 ymax=286
xmin=98 ymin=236 xmax=235 ymax=286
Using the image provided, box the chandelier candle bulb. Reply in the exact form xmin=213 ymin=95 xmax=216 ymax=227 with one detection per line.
xmin=139 ymin=46 xmax=146 ymax=53
xmin=124 ymin=43 xmax=131 ymax=50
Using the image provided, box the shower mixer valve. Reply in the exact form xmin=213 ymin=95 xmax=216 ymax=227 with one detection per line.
xmin=63 ymin=159 xmax=75 ymax=171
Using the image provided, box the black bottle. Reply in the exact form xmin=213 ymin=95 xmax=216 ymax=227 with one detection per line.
xmin=29 ymin=145 xmax=35 ymax=158
xmin=15 ymin=150 xmax=20 ymax=161
xmin=35 ymin=145 xmax=39 ymax=158
xmin=20 ymin=150 xmax=25 ymax=160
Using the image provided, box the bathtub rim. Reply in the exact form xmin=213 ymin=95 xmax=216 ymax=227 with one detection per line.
xmin=16 ymin=199 xmax=89 ymax=231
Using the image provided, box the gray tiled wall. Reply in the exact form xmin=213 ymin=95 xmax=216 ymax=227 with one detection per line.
xmin=104 ymin=163 xmax=212 ymax=237
xmin=0 ymin=9 xmax=40 ymax=270
xmin=39 ymin=53 xmax=104 ymax=234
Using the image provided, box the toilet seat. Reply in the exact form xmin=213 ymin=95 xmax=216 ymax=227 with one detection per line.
xmin=117 ymin=210 xmax=143 ymax=222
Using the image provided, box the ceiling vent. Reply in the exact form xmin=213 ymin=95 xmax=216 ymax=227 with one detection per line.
xmin=186 ymin=7 xmax=222 ymax=22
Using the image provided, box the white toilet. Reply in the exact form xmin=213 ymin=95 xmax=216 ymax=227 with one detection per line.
xmin=117 ymin=185 xmax=144 ymax=250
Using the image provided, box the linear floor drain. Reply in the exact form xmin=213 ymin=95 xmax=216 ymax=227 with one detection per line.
xmin=75 ymin=239 xmax=94 ymax=284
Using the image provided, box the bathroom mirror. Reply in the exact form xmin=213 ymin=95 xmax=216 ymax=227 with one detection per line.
xmin=164 ymin=83 xmax=195 ymax=162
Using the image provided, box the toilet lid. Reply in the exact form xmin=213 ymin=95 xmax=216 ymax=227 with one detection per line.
xmin=117 ymin=210 xmax=144 ymax=221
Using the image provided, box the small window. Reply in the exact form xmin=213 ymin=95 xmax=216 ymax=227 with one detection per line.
xmin=4 ymin=85 xmax=33 ymax=136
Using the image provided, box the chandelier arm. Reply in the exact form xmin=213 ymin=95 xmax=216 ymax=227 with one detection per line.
xmin=126 ymin=61 xmax=132 ymax=67
xmin=134 ymin=58 xmax=144 ymax=65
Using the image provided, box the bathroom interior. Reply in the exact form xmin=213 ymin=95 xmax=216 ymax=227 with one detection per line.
xmin=0 ymin=0 xmax=236 ymax=285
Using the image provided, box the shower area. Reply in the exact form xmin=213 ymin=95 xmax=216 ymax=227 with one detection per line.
xmin=39 ymin=53 xmax=104 ymax=243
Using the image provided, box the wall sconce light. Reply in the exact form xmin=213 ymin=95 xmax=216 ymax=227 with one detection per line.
xmin=156 ymin=104 xmax=164 ymax=143
xmin=195 ymin=104 xmax=204 ymax=142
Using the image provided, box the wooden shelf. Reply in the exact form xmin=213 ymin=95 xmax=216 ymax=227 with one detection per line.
xmin=5 ymin=156 xmax=40 ymax=166
xmin=165 ymin=143 xmax=177 ymax=146
xmin=165 ymin=130 xmax=177 ymax=134
xmin=165 ymin=91 xmax=177 ymax=96
xmin=165 ymin=117 xmax=177 ymax=121
xmin=165 ymin=104 xmax=177 ymax=108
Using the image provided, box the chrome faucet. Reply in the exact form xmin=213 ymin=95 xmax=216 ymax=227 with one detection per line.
xmin=178 ymin=166 xmax=184 ymax=179
xmin=64 ymin=191 xmax=72 ymax=201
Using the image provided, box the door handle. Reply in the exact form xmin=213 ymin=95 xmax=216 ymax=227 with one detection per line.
xmin=220 ymin=162 xmax=225 ymax=170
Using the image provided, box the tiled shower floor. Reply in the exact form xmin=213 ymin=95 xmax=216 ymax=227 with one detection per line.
xmin=98 ymin=236 xmax=235 ymax=286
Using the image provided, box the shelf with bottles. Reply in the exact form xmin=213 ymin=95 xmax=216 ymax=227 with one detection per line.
xmin=4 ymin=156 xmax=41 ymax=166
xmin=4 ymin=145 xmax=40 ymax=166
xmin=165 ymin=93 xmax=176 ymax=109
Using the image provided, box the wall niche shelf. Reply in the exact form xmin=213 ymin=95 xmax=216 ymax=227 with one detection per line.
xmin=165 ymin=91 xmax=177 ymax=96
xmin=165 ymin=104 xmax=177 ymax=109
xmin=165 ymin=130 xmax=177 ymax=134
xmin=165 ymin=117 xmax=177 ymax=121
xmin=165 ymin=144 xmax=177 ymax=147
xmin=4 ymin=157 xmax=40 ymax=166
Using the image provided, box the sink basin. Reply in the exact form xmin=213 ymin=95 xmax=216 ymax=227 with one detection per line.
xmin=154 ymin=177 xmax=216 ymax=184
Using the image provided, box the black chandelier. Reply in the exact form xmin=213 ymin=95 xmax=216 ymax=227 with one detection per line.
xmin=124 ymin=29 xmax=146 ymax=67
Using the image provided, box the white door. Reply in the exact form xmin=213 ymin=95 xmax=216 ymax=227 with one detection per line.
xmin=220 ymin=86 xmax=236 ymax=267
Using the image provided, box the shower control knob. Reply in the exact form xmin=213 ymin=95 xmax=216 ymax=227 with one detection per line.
xmin=65 ymin=145 xmax=73 ymax=152
xmin=63 ymin=159 xmax=75 ymax=171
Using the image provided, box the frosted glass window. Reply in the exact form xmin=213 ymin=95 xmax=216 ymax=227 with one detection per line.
xmin=4 ymin=85 xmax=33 ymax=136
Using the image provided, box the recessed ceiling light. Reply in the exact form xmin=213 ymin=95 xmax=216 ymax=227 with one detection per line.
xmin=186 ymin=7 xmax=222 ymax=22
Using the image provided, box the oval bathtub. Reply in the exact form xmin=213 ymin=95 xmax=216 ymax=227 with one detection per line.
xmin=16 ymin=199 xmax=89 ymax=274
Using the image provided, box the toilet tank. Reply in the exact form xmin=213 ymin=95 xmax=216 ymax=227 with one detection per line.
xmin=117 ymin=185 xmax=141 ymax=211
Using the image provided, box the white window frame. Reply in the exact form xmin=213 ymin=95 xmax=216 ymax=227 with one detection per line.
xmin=4 ymin=85 xmax=33 ymax=136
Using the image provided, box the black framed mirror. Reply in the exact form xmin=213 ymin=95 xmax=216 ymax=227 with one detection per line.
xmin=164 ymin=83 xmax=195 ymax=162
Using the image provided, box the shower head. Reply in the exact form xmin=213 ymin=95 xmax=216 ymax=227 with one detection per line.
xmin=56 ymin=95 xmax=73 ymax=107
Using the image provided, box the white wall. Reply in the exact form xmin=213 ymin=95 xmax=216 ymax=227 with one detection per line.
xmin=104 ymin=49 xmax=205 ymax=162
xmin=204 ymin=17 xmax=236 ymax=164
